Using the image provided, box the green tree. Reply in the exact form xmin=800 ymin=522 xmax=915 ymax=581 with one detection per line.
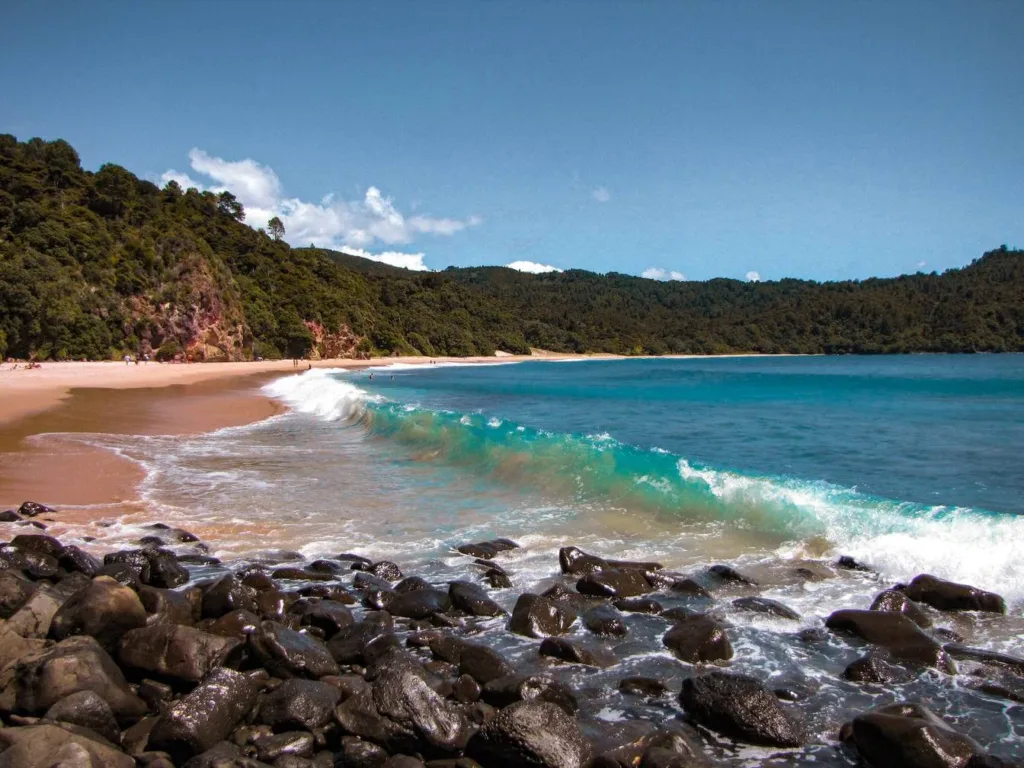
xmin=267 ymin=216 xmax=285 ymax=241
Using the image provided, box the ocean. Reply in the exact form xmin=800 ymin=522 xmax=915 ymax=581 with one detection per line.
xmin=74 ymin=355 xmax=1024 ymax=761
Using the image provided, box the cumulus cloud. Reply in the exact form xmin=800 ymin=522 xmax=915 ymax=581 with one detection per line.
xmin=745 ymin=271 xmax=762 ymax=282
xmin=340 ymin=246 xmax=430 ymax=272
xmin=642 ymin=267 xmax=686 ymax=281
xmin=160 ymin=148 xmax=480 ymax=265
xmin=506 ymin=260 xmax=563 ymax=274
xmin=591 ymin=186 xmax=611 ymax=203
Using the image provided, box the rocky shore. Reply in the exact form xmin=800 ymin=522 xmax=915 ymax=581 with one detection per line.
xmin=0 ymin=500 xmax=1019 ymax=767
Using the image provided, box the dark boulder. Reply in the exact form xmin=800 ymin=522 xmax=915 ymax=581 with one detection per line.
xmin=842 ymin=654 xmax=912 ymax=684
xmin=337 ymin=553 xmax=373 ymax=569
xmin=843 ymin=702 xmax=985 ymax=768
xmin=902 ymin=574 xmax=1006 ymax=614
xmin=559 ymin=546 xmax=661 ymax=576
xmin=825 ymin=609 xmax=955 ymax=672
xmin=0 ymin=722 xmax=134 ymax=768
xmin=148 ymin=552 xmax=190 ymax=588
xmin=0 ymin=635 xmax=147 ymax=722
xmin=118 ymin=624 xmax=242 ymax=683
xmin=583 ymin=604 xmax=628 ymax=636
xmin=57 ymin=546 xmax=102 ymax=577
xmin=95 ymin=562 xmax=142 ymax=589
xmin=0 ymin=570 xmax=37 ymax=618
xmin=836 ymin=555 xmax=872 ymax=572
xmin=103 ymin=549 xmax=153 ymax=582
xmin=662 ymin=615 xmax=733 ymax=663
xmin=0 ymin=509 xmax=20 ymax=522
xmin=326 ymin=615 xmax=395 ymax=665
xmin=202 ymin=574 xmax=257 ymax=619
xmin=668 ymin=579 xmax=712 ymax=598
xmin=539 ymin=637 xmax=617 ymax=667
xmin=296 ymin=599 xmax=355 ymax=638
xmin=249 ymin=621 xmax=339 ymax=679
xmin=732 ymin=596 xmax=800 ymax=620
xmin=619 ymin=677 xmax=670 ymax=698
xmin=209 ymin=609 xmax=262 ymax=640
xmin=395 ymin=575 xmax=432 ymax=592
xmin=10 ymin=533 xmax=64 ymax=558
xmin=254 ymin=730 xmax=315 ymax=762
xmin=508 ymin=593 xmax=576 ymax=638
xmin=138 ymin=584 xmax=201 ymax=626
xmin=4 ymin=585 xmax=66 ymax=637
xmin=482 ymin=674 xmax=578 ymax=715
xmin=43 ymin=689 xmax=120 ymax=744
xmin=483 ymin=568 xmax=513 ymax=589
xmin=455 ymin=642 xmax=514 ymax=685
xmin=943 ymin=644 xmax=1024 ymax=676
xmin=49 ymin=575 xmax=148 ymax=651
xmin=386 ymin=588 xmax=451 ymax=619
xmin=466 ymin=700 xmax=591 ymax=768
xmin=457 ymin=539 xmax=520 ymax=559
xmin=369 ymin=561 xmax=403 ymax=581
xmin=870 ymin=589 xmax=932 ymax=628
xmin=453 ymin=674 xmax=482 ymax=703
xmin=707 ymin=564 xmax=758 ymax=586
xmin=258 ymin=678 xmax=342 ymax=731
xmin=449 ymin=581 xmax=504 ymax=617
xmin=149 ymin=667 xmax=259 ymax=761
xmin=271 ymin=567 xmax=334 ymax=582
xmin=613 ymin=597 xmax=662 ymax=614
xmin=17 ymin=501 xmax=56 ymax=518
xmin=680 ymin=670 xmax=805 ymax=747
xmin=179 ymin=741 xmax=272 ymax=767
xmin=577 ymin=569 xmax=653 ymax=598
xmin=0 ymin=547 xmax=58 ymax=580
xmin=354 ymin=572 xmax=395 ymax=592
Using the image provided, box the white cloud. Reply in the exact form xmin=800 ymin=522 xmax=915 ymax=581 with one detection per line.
xmin=161 ymin=149 xmax=480 ymax=264
xmin=340 ymin=247 xmax=430 ymax=272
xmin=745 ymin=271 xmax=761 ymax=282
xmin=642 ymin=267 xmax=686 ymax=281
xmin=506 ymin=260 xmax=563 ymax=274
xmin=591 ymin=186 xmax=611 ymax=203
xmin=917 ymin=260 xmax=927 ymax=269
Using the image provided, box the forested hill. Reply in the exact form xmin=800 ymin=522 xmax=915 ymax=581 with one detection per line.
xmin=1 ymin=135 xmax=1022 ymax=361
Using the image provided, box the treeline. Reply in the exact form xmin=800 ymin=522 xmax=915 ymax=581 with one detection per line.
xmin=0 ymin=135 xmax=1021 ymax=361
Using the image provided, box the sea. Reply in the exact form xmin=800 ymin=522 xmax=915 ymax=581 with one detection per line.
xmin=75 ymin=355 xmax=1024 ymax=762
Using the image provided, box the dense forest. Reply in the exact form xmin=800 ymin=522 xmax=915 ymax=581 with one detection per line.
xmin=1 ymin=135 xmax=1021 ymax=361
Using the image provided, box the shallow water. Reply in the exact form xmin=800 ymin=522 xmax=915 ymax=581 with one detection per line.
xmin=54 ymin=355 xmax=1024 ymax=762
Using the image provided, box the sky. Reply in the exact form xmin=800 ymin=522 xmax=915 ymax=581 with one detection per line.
xmin=2 ymin=1 xmax=1022 ymax=280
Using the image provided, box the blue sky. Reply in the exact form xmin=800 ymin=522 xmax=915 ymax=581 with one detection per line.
xmin=3 ymin=2 xmax=1022 ymax=280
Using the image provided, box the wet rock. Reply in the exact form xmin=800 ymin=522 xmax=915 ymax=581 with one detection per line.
xmin=326 ymin=615 xmax=395 ymax=665
xmin=0 ymin=635 xmax=147 ymax=722
xmin=254 ymin=730 xmax=315 ymax=761
xmin=456 ymin=539 xmax=520 ymax=559
xmin=272 ymin=567 xmax=334 ymax=582
xmin=249 ymin=621 xmax=339 ymax=679
xmin=139 ymin=679 xmax=174 ymax=711
xmin=0 ymin=570 xmax=37 ymax=618
xmin=138 ymin=584 xmax=201 ymax=626
xmin=943 ymin=644 xmax=1024 ymax=676
xmin=395 ymin=576 xmax=432 ymax=593
xmin=662 ymin=615 xmax=733 ymax=663
xmin=613 ymin=597 xmax=663 ymax=614
xmin=508 ymin=593 xmax=577 ymax=638
xmin=386 ymin=588 xmax=451 ymax=619
xmin=253 ymin=550 xmax=305 ymax=565
xmin=96 ymin=562 xmax=142 ymax=589
xmin=836 ymin=555 xmax=872 ymax=572
xmin=559 ymin=546 xmax=662 ymax=576
xmin=870 ymin=589 xmax=932 ymax=628
xmin=482 ymin=674 xmax=578 ymax=715
xmin=842 ymin=654 xmax=912 ymax=684
xmin=104 ymin=549 xmax=154 ymax=581
xmin=5 ymin=586 xmax=67 ymax=637
xmin=57 ymin=546 xmax=102 ymax=577
xmin=381 ymin=755 xmax=425 ymax=768
xmin=825 ymin=609 xmax=955 ymax=672
xmin=148 ymin=552 xmax=190 ymax=588
xmin=209 ymin=609 xmax=262 ymax=640
xmin=259 ymin=679 xmax=342 ymax=731
xmin=583 ymin=604 xmax=628 ymax=637
xmin=843 ymin=702 xmax=985 ymax=768
xmin=179 ymin=741 xmax=270 ymax=768
xmin=202 ymin=574 xmax=258 ymax=619
xmin=483 ymin=568 xmax=513 ymax=589
xmin=17 ymin=501 xmax=56 ymax=518
xmin=336 ymin=553 xmax=373 ymax=569
xmin=296 ymin=599 xmax=355 ymax=638
xmin=577 ymin=569 xmax=653 ymax=598
xmin=660 ymin=607 xmax=698 ymax=622
xmin=43 ymin=689 xmax=120 ymax=744
xmin=0 ymin=626 xmax=47 ymax=670
xmin=466 ymin=699 xmax=590 ymax=768
xmin=118 ymin=624 xmax=242 ymax=683
xmin=255 ymin=589 xmax=291 ymax=621
xmin=449 ymin=581 xmax=504 ymax=617
xmin=10 ymin=533 xmax=64 ymax=558
xmin=453 ymin=674 xmax=482 ymax=703
xmin=339 ymin=736 xmax=390 ymax=767
xmin=668 ymin=579 xmax=712 ymax=598
xmin=902 ymin=574 xmax=1006 ymax=614
xmin=539 ymin=637 xmax=617 ymax=667
xmin=732 ymin=596 xmax=800 ymax=620
xmin=309 ymin=559 xmax=345 ymax=574
xmin=707 ymin=564 xmax=758 ymax=586
xmin=619 ymin=677 xmax=670 ymax=698
xmin=455 ymin=641 xmax=514 ymax=685
xmin=49 ymin=576 xmax=148 ymax=651
xmin=0 ymin=509 xmax=21 ymax=522
xmin=0 ymin=722 xmax=134 ymax=768
xmin=0 ymin=547 xmax=58 ymax=580
xmin=798 ymin=627 xmax=830 ymax=643
xmin=969 ymin=672 xmax=1024 ymax=704
xmin=354 ymin=572 xmax=395 ymax=592
xmin=149 ymin=667 xmax=259 ymax=761
xmin=369 ymin=561 xmax=403 ymax=581
xmin=680 ymin=670 xmax=805 ymax=747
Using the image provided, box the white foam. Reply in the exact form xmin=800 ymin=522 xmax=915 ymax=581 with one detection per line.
xmin=264 ymin=369 xmax=379 ymax=421
xmin=361 ymin=361 xmax=518 ymax=372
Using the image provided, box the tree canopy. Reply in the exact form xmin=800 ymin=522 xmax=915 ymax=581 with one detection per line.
xmin=0 ymin=135 xmax=1021 ymax=361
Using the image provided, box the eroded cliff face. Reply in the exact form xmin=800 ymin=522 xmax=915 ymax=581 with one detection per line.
xmin=304 ymin=320 xmax=367 ymax=360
